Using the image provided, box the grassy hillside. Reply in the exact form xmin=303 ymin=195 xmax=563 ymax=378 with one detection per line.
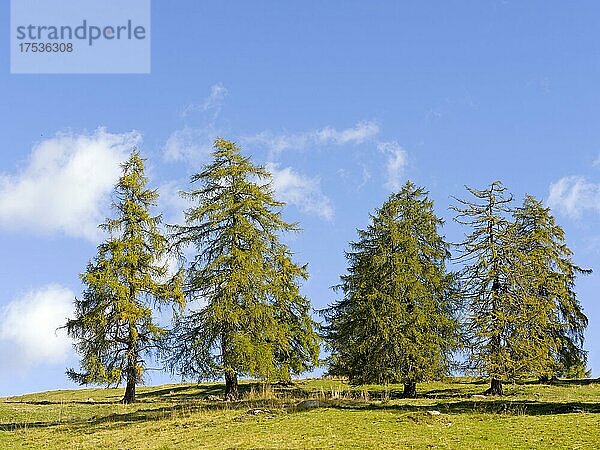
xmin=1 ymin=378 xmax=600 ymax=449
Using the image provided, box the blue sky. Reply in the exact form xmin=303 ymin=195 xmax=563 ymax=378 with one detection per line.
xmin=2 ymin=1 xmax=600 ymax=396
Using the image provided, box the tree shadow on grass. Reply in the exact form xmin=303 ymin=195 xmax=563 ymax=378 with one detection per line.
xmin=0 ymin=407 xmax=177 ymax=432
xmin=2 ymin=399 xmax=120 ymax=405
xmin=136 ymin=383 xmax=224 ymax=400
xmin=135 ymin=382 xmax=286 ymax=403
xmin=516 ymin=378 xmax=599 ymax=387
xmin=325 ymin=398 xmax=600 ymax=416
xmin=0 ymin=395 xmax=289 ymax=433
xmin=4 ymin=383 xmax=228 ymax=406
xmin=550 ymin=378 xmax=600 ymax=387
xmin=423 ymin=388 xmax=479 ymax=398
xmin=0 ymin=401 xmax=234 ymax=432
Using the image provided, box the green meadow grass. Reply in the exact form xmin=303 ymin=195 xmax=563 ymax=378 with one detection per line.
xmin=1 ymin=378 xmax=599 ymax=449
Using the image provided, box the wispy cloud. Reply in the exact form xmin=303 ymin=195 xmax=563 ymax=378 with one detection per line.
xmin=336 ymin=164 xmax=371 ymax=191
xmin=358 ymin=164 xmax=372 ymax=190
xmin=0 ymin=284 xmax=74 ymax=372
xmin=267 ymin=163 xmax=334 ymax=221
xmin=547 ymin=176 xmax=600 ymax=217
xmin=166 ymin=83 xmax=228 ymax=163
xmin=180 ymin=82 xmax=229 ymax=118
xmin=378 ymin=141 xmax=408 ymax=191
xmin=202 ymin=83 xmax=228 ymax=112
xmin=163 ymin=125 xmax=219 ymax=163
xmin=245 ymin=120 xmax=380 ymax=155
xmin=0 ymin=128 xmax=137 ymax=241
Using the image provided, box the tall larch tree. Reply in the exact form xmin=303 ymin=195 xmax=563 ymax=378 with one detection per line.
xmin=168 ymin=138 xmax=319 ymax=401
xmin=322 ymin=181 xmax=458 ymax=398
xmin=452 ymin=181 xmax=516 ymax=395
xmin=512 ymin=195 xmax=589 ymax=380
xmin=65 ymin=151 xmax=184 ymax=404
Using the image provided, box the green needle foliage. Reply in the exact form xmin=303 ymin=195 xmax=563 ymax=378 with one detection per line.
xmin=168 ymin=138 xmax=320 ymax=401
xmin=65 ymin=151 xmax=184 ymax=404
xmin=453 ymin=181 xmax=517 ymax=395
xmin=512 ymin=195 xmax=590 ymax=380
xmin=322 ymin=181 xmax=459 ymax=398
xmin=453 ymin=182 xmax=589 ymax=395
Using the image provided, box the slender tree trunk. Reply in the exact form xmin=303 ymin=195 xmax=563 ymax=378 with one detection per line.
xmin=221 ymin=330 xmax=238 ymax=401
xmin=403 ymin=382 xmax=417 ymax=398
xmin=486 ymin=276 xmax=503 ymax=397
xmin=122 ymin=330 xmax=138 ymax=404
xmin=122 ymin=289 xmax=139 ymax=405
xmin=485 ymin=378 xmax=503 ymax=396
xmin=224 ymin=371 xmax=238 ymax=401
xmin=122 ymin=353 xmax=138 ymax=404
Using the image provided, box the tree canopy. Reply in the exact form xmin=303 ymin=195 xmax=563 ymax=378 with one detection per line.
xmin=453 ymin=182 xmax=589 ymax=395
xmin=512 ymin=195 xmax=589 ymax=380
xmin=65 ymin=150 xmax=184 ymax=404
xmin=323 ymin=181 xmax=459 ymax=397
xmin=167 ymin=138 xmax=320 ymax=400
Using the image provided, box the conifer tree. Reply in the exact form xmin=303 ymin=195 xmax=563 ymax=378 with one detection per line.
xmin=65 ymin=151 xmax=184 ymax=404
xmin=168 ymin=138 xmax=319 ymax=400
xmin=512 ymin=195 xmax=589 ymax=380
xmin=322 ymin=181 xmax=458 ymax=398
xmin=455 ymin=184 xmax=591 ymax=394
xmin=452 ymin=181 xmax=516 ymax=395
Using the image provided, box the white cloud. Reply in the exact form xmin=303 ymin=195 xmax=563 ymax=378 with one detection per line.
xmin=167 ymin=83 xmax=228 ymax=162
xmin=336 ymin=165 xmax=371 ymax=191
xmin=358 ymin=164 xmax=372 ymax=190
xmin=0 ymin=284 xmax=74 ymax=371
xmin=164 ymin=125 xmax=218 ymax=163
xmin=202 ymin=83 xmax=228 ymax=112
xmin=547 ymin=176 xmax=600 ymax=217
xmin=378 ymin=141 xmax=408 ymax=191
xmin=180 ymin=82 xmax=229 ymax=118
xmin=0 ymin=128 xmax=138 ymax=241
xmin=245 ymin=120 xmax=380 ymax=155
xmin=267 ymin=163 xmax=334 ymax=221
xmin=314 ymin=121 xmax=380 ymax=145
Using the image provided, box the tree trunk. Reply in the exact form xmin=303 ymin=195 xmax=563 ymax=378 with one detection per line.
xmin=122 ymin=340 xmax=138 ymax=404
xmin=403 ymin=382 xmax=417 ymax=398
xmin=122 ymin=363 xmax=137 ymax=404
xmin=225 ymin=371 xmax=238 ymax=401
xmin=485 ymin=378 xmax=503 ymax=396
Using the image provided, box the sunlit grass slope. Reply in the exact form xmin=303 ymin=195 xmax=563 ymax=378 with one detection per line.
xmin=1 ymin=377 xmax=600 ymax=449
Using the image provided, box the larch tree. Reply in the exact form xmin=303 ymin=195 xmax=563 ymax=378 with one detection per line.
xmin=455 ymin=184 xmax=591 ymax=395
xmin=452 ymin=181 xmax=516 ymax=396
xmin=322 ymin=181 xmax=458 ymax=398
xmin=512 ymin=195 xmax=589 ymax=380
xmin=167 ymin=138 xmax=320 ymax=401
xmin=65 ymin=151 xmax=184 ymax=404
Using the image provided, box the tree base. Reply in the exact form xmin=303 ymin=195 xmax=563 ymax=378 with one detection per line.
xmin=122 ymin=369 xmax=137 ymax=404
xmin=122 ymin=384 xmax=136 ymax=404
xmin=539 ymin=375 xmax=550 ymax=384
xmin=484 ymin=378 xmax=503 ymax=396
xmin=225 ymin=371 xmax=239 ymax=401
xmin=403 ymin=382 xmax=417 ymax=398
